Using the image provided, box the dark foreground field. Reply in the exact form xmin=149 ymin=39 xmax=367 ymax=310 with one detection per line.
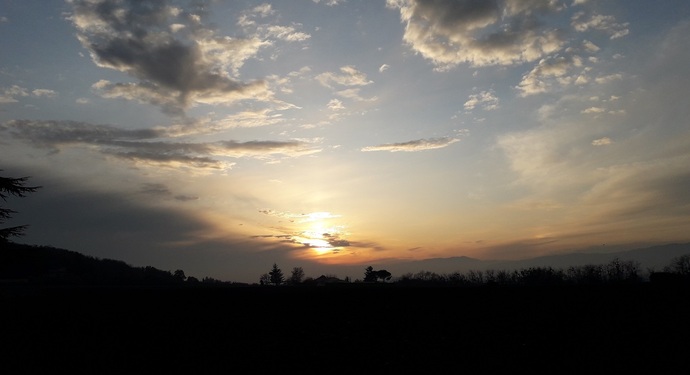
xmin=2 ymin=283 xmax=689 ymax=374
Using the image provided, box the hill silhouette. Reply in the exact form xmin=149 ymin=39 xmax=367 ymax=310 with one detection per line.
xmin=0 ymin=241 xmax=234 ymax=287
xmin=2 ymin=241 xmax=690 ymax=373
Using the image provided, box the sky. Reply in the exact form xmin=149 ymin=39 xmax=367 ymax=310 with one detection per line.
xmin=2 ymin=0 xmax=690 ymax=283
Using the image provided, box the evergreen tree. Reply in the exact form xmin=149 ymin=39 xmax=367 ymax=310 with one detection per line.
xmin=1 ymin=170 xmax=41 ymax=242
xmin=289 ymin=266 xmax=305 ymax=284
xmin=269 ymin=263 xmax=284 ymax=285
xmin=364 ymin=266 xmax=377 ymax=282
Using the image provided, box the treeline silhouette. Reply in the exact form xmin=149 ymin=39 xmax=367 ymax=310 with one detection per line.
xmin=375 ymin=260 xmax=643 ymax=286
xmin=395 ymin=257 xmax=683 ymax=286
xmin=3 ymin=240 xmax=689 ymax=288
xmin=263 ymin=257 xmax=690 ymax=287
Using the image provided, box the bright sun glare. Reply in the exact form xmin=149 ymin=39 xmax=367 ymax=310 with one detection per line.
xmin=292 ymin=212 xmax=346 ymax=255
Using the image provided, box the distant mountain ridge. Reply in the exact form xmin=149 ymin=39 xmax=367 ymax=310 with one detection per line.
xmin=382 ymin=243 xmax=690 ymax=277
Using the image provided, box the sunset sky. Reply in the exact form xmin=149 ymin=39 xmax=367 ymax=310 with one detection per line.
xmin=2 ymin=0 xmax=690 ymax=283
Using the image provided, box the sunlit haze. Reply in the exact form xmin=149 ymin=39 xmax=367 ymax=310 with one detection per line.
xmin=2 ymin=0 xmax=690 ymax=283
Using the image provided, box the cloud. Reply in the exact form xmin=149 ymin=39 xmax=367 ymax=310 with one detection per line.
xmin=361 ymin=137 xmax=459 ymax=152
xmin=496 ymin=20 xmax=690 ymax=246
xmin=0 ymin=86 xmax=26 ymax=103
xmin=464 ymin=90 xmax=499 ymax=111
xmin=265 ymin=25 xmax=311 ymax=42
xmin=212 ymin=140 xmax=321 ymax=159
xmin=579 ymin=159 xmax=690 ymax=223
xmin=31 ymin=89 xmax=57 ymax=98
xmin=335 ymin=88 xmax=377 ymax=102
xmin=327 ymin=99 xmax=345 ymax=110
xmin=252 ymin=3 xmax=275 ymax=17
xmin=1 ymin=119 xmax=321 ymax=168
xmin=140 ymin=183 xmax=171 ymax=196
xmin=259 ymin=210 xmax=341 ymax=222
xmin=571 ymin=11 xmax=629 ymax=39
xmin=316 ymin=66 xmax=373 ymax=88
xmin=312 ymin=0 xmax=344 ymax=6
xmin=379 ymin=64 xmax=390 ymax=73
xmin=140 ymin=183 xmax=198 ymax=202
xmin=210 ymin=108 xmax=289 ymax=131
xmin=517 ymin=54 xmax=586 ymax=96
xmin=68 ymin=0 xmax=274 ymax=116
xmin=582 ymin=40 xmax=600 ymax=53
xmin=255 ymin=210 xmax=355 ymax=253
xmin=591 ymin=137 xmax=612 ymax=146
xmin=175 ymin=194 xmax=199 ymax=202
xmin=1 ymin=119 xmax=165 ymax=147
xmin=1 ymin=85 xmax=57 ymax=103
xmin=581 ymin=106 xmax=605 ymax=114
xmin=237 ymin=5 xmax=311 ymax=44
xmin=7 ymin=177 xmax=306 ymax=283
xmin=387 ymin=0 xmax=566 ymax=69
xmin=594 ymin=73 xmax=623 ymax=84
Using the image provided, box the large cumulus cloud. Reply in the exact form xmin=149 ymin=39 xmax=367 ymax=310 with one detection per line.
xmin=386 ymin=0 xmax=566 ymax=69
xmin=68 ymin=0 xmax=273 ymax=115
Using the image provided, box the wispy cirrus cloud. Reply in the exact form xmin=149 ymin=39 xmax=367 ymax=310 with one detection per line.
xmin=496 ymin=21 xmax=690 ymax=246
xmin=361 ymin=137 xmax=459 ymax=152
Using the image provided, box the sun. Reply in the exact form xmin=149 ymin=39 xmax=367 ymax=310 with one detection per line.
xmin=292 ymin=213 xmax=347 ymax=255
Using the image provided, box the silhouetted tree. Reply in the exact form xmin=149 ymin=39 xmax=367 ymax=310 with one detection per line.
xmin=1 ymin=170 xmax=41 ymax=242
xmin=269 ymin=263 xmax=284 ymax=285
xmin=664 ymin=254 xmax=690 ymax=276
xmin=203 ymin=276 xmax=224 ymax=284
xmin=289 ymin=266 xmax=305 ymax=285
xmin=466 ymin=270 xmax=484 ymax=285
xmin=364 ymin=266 xmax=377 ymax=282
xmin=566 ymin=264 xmax=605 ymax=285
xmin=173 ymin=269 xmax=186 ymax=282
xmin=376 ymin=269 xmax=392 ymax=282
xmin=516 ymin=267 xmax=565 ymax=286
xmin=445 ymin=272 xmax=466 ymax=285
xmin=259 ymin=273 xmax=270 ymax=286
xmin=605 ymin=257 xmax=640 ymax=283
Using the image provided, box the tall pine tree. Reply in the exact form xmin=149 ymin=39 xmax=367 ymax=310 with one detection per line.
xmin=269 ymin=263 xmax=284 ymax=285
xmin=1 ymin=170 xmax=41 ymax=242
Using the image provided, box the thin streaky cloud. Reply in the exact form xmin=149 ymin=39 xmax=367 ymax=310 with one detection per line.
xmin=361 ymin=137 xmax=459 ymax=152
